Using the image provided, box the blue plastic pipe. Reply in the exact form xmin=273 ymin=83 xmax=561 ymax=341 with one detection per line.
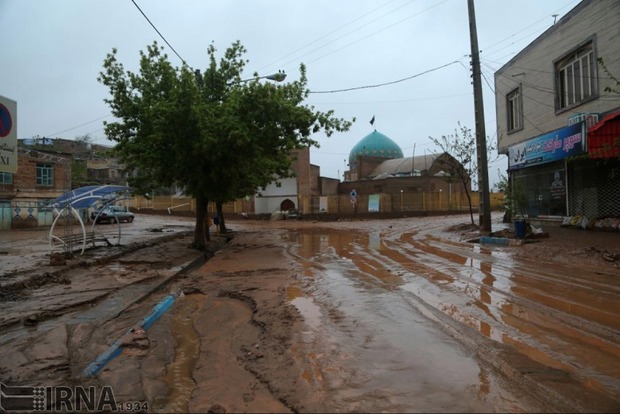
xmin=82 ymin=293 xmax=177 ymax=377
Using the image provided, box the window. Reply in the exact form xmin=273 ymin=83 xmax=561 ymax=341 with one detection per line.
xmin=507 ymin=87 xmax=523 ymax=133
xmin=36 ymin=163 xmax=54 ymax=186
xmin=0 ymin=172 xmax=12 ymax=184
xmin=555 ymin=41 xmax=597 ymax=111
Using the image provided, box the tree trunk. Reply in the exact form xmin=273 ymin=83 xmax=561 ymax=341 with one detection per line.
xmin=193 ymin=195 xmax=210 ymax=250
xmin=216 ymin=201 xmax=226 ymax=233
xmin=465 ymin=188 xmax=475 ymax=225
xmin=460 ymin=177 xmax=475 ymax=226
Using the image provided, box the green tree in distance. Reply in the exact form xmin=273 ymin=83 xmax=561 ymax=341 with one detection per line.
xmin=99 ymin=41 xmax=353 ymax=249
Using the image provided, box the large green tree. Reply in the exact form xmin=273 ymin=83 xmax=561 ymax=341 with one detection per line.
xmin=99 ymin=41 xmax=352 ymax=249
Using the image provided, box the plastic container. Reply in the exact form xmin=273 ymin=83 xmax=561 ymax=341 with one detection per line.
xmin=514 ymin=220 xmax=526 ymax=239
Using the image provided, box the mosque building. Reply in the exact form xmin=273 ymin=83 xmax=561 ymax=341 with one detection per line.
xmin=340 ymin=128 xmax=467 ymax=198
xmin=252 ymin=127 xmax=469 ymax=215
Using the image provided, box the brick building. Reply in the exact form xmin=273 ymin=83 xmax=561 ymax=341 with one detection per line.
xmin=0 ymin=148 xmax=72 ymax=229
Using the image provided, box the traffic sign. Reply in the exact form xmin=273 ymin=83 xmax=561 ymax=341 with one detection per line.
xmin=0 ymin=95 xmax=17 ymax=173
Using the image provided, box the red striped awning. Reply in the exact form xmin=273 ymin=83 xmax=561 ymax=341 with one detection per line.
xmin=587 ymin=110 xmax=620 ymax=159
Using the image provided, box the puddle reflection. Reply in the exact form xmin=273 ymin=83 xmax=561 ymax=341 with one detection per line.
xmin=286 ymin=227 xmax=544 ymax=412
xmin=286 ymin=224 xmax=620 ymax=405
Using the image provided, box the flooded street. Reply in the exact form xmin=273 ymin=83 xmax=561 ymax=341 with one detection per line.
xmin=1 ymin=213 xmax=619 ymax=412
xmin=288 ymin=230 xmax=527 ymax=412
xmin=281 ymin=217 xmax=620 ymax=412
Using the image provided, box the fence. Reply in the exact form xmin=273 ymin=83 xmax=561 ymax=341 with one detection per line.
xmin=0 ymin=192 xmax=504 ymax=230
xmin=131 ymin=192 xmax=505 ymax=216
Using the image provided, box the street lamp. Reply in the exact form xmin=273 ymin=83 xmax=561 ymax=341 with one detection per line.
xmin=236 ymin=70 xmax=286 ymax=84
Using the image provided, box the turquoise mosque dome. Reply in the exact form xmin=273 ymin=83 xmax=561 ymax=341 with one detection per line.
xmin=348 ymin=130 xmax=404 ymax=165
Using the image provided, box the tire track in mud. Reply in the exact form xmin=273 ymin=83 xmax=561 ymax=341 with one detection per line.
xmin=287 ymin=222 xmax=619 ymax=410
xmin=360 ymin=228 xmax=620 ymax=406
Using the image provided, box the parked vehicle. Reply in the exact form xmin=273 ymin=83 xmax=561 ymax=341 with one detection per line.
xmin=285 ymin=208 xmax=302 ymax=220
xmin=91 ymin=206 xmax=135 ymax=224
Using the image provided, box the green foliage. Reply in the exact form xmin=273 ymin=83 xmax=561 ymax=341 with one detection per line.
xmin=71 ymin=158 xmax=88 ymax=186
xmin=98 ymin=41 xmax=353 ymax=246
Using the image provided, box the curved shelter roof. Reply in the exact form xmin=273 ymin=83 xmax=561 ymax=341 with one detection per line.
xmin=348 ymin=130 xmax=404 ymax=164
xmin=49 ymin=185 xmax=131 ymax=209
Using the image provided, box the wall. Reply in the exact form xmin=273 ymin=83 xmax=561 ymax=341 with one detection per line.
xmin=254 ymin=177 xmax=298 ymax=214
xmin=1 ymin=151 xmax=72 ymax=229
xmin=495 ymin=0 xmax=620 ymax=153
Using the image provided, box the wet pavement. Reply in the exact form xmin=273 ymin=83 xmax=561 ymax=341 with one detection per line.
xmin=1 ymin=212 xmax=619 ymax=412
xmin=0 ymin=214 xmax=198 ymax=278
xmin=279 ymin=217 xmax=620 ymax=412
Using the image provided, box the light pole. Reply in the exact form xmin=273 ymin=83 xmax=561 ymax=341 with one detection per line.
xmin=400 ymin=189 xmax=404 ymax=212
xmin=467 ymin=0 xmax=492 ymax=232
xmin=236 ymin=71 xmax=287 ymax=84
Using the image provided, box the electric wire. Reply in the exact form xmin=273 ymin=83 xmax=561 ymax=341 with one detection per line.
xmin=309 ymin=60 xmax=461 ymax=94
xmin=44 ymin=115 xmax=112 ymax=138
xmin=130 ymin=0 xmax=188 ymax=66
xmin=255 ymin=0 xmax=406 ymax=74
xmin=308 ymin=92 xmax=472 ymax=106
xmin=260 ymin=0 xmax=434 ymax=74
xmin=297 ymin=0 xmax=448 ymax=70
xmin=480 ymin=0 xmax=579 ymax=57
xmin=483 ymin=7 xmax=615 ymax=70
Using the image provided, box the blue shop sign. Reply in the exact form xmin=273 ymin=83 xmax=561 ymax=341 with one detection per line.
xmin=508 ymin=122 xmax=585 ymax=171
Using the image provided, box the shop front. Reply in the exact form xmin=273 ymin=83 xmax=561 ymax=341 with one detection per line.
xmin=508 ymin=122 xmax=585 ymax=219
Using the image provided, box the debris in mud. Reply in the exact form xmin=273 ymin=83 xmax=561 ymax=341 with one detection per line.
xmin=24 ymin=314 xmax=39 ymax=326
xmin=122 ymin=327 xmax=150 ymax=349
xmin=207 ymin=403 xmax=227 ymax=413
xmin=447 ymin=223 xmax=479 ymax=233
xmin=180 ymin=286 xmax=204 ymax=295
xmin=586 ymin=247 xmax=620 ymax=263
xmin=49 ymin=253 xmax=67 ymax=266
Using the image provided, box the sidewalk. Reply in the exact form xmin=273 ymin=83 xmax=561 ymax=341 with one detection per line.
xmin=0 ymin=214 xmax=197 ymax=280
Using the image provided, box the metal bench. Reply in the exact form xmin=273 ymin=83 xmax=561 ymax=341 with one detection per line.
xmin=50 ymin=231 xmax=112 ymax=255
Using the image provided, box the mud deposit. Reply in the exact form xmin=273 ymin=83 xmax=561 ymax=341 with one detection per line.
xmin=1 ymin=213 xmax=619 ymax=413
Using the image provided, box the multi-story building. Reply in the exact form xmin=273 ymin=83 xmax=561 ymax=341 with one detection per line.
xmin=0 ymin=147 xmax=72 ymax=229
xmin=0 ymin=137 xmax=126 ymax=229
xmin=494 ymin=0 xmax=619 ymax=226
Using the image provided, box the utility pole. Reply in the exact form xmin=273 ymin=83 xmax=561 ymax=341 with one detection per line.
xmin=467 ymin=0 xmax=492 ymax=233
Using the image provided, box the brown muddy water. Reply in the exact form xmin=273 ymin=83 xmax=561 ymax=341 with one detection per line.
xmin=141 ymin=219 xmax=619 ymax=412
xmin=284 ymin=226 xmax=620 ymax=412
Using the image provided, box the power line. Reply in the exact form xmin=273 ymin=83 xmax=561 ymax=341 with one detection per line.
xmin=309 ymin=60 xmax=461 ymax=94
xmin=44 ymin=115 xmax=112 ymax=137
xmin=309 ymin=92 xmax=472 ymax=105
xmin=481 ymin=0 xmax=579 ymax=58
xmin=130 ymin=0 xmax=187 ymax=66
xmin=299 ymin=0 xmax=448 ymax=70
xmin=255 ymin=0 xmax=406 ymax=74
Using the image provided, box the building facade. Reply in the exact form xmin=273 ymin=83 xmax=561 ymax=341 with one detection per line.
xmin=0 ymin=147 xmax=72 ymax=229
xmin=343 ymin=129 xmax=470 ymax=202
xmin=495 ymin=0 xmax=620 ymax=225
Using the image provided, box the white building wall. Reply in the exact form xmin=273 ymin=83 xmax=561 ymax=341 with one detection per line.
xmin=495 ymin=0 xmax=620 ymax=153
xmin=254 ymin=177 xmax=298 ymax=214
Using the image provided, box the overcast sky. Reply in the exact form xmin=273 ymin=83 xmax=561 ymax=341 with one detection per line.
xmin=2 ymin=0 xmax=580 ymax=187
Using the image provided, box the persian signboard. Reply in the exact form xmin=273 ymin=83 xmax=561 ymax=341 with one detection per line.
xmin=508 ymin=122 xmax=584 ymax=171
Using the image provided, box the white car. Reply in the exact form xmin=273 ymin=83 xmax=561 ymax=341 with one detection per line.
xmin=91 ymin=206 xmax=135 ymax=224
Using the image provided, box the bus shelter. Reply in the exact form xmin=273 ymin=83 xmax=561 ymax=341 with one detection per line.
xmin=48 ymin=185 xmax=132 ymax=255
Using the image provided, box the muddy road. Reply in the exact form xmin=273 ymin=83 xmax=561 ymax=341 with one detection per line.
xmin=1 ymin=213 xmax=619 ymax=412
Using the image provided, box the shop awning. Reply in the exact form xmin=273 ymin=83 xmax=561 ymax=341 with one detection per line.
xmin=587 ymin=110 xmax=620 ymax=159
